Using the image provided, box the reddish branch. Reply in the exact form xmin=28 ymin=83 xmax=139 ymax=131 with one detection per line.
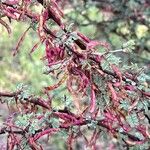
xmin=0 ymin=91 xmax=147 ymax=143
xmin=0 ymin=91 xmax=50 ymax=109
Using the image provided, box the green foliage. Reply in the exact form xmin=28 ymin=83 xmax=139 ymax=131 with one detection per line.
xmin=122 ymin=63 xmax=140 ymax=73
xmin=62 ymin=96 xmax=73 ymax=109
xmin=119 ymin=100 xmax=130 ymax=111
xmin=122 ymin=40 xmax=135 ymax=53
xmin=15 ymin=113 xmax=39 ymax=134
xmin=134 ymin=131 xmax=145 ymax=140
xmin=137 ymin=100 xmax=149 ymax=113
xmin=129 ymin=142 xmax=150 ymax=150
xmin=101 ymin=53 xmax=121 ymax=70
xmin=16 ymin=83 xmax=31 ymax=100
xmin=137 ymin=73 xmax=150 ymax=83
xmin=86 ymin=6 xmax=102 ymax=22
xmin=56 ymin=129 xmax=68 ymax=140
xmin=67 ymin=0 xmax=150 ymax=64
xmin=15 ymin=114 xmax=32 ymax=128
xmin=20 ymin=137 xmax=32 ymax=150
xmin=126 ymin=113 xmax=139 ymax=128
xmin=0 ymin=22 xmax=51 ymax=93
xmin=28 ymin=119 xmax=39 ymax=134
xmin=49 ymin=118 xmax=60 ymax=128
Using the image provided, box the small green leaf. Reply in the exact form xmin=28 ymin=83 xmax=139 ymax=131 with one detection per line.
xmin=15 ymin=114 xmax=32 ymax=127
xmin=134 ymin=132 xmax=144 ymax=140
xmin=137 ymin=73 xmax=150 ymax=83
xmin=126 ymin=113 xmax=139 ymax=128
xmin=120 ymin=100 xmax=130 ymax=111
xmin=29 ymin=119 xmax=39 ymax=134
xmin=50 ymin=118 xmax=60 ymax=128
xmin=137 ymin=100 xmax=149 ymax=113
xmin=101 ymin=54 xmax=121 ymax=70
xmin=122 ymin=40 xmax=135 ymax=53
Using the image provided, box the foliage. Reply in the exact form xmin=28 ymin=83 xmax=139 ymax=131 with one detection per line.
xmin=66 ymin=0 xmax=150 ymax=65
xmin=0 ymin=0 xmax=150 ymax=150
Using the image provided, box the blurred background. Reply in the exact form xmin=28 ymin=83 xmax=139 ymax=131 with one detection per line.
xmin=0 ymin=0 xmax=150 ymax=149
